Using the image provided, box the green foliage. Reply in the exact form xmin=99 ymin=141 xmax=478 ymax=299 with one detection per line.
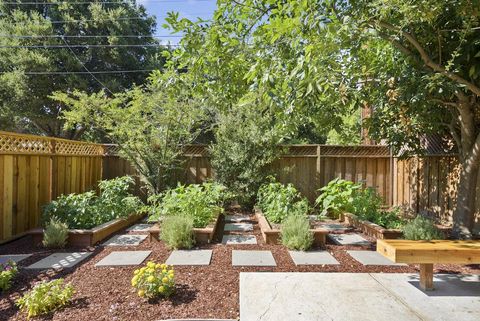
xmin=281 ymin=215 xmax=314 ymax=251
xmin=257 ymin=181 xmax=309 ymax=224
xmin=402 ymin=216 xmax=444 ymax=240
xmin=42 ymin=218 xmax=68 ymax=249
xmin=148 ymin=182 xmax=228 ymax=228
xmin=16 ymin=279 xmax=74 ymax=319
xmin=350 ymin=187 xmax=384 ymax=221
xmin=160 ymin=216 xmax=195 ymax=250
xmin=0 ymin=260 xmax=18 ymax=292
xmin=43 ymin=176 xmax=142 ymax=229
xmin=315 ymin=178 xmax=361 ymax=218
xmin=326 ymin=109 xmax=362 ymax=145
xmin=0 ymin=1 xmax=164 ymax=138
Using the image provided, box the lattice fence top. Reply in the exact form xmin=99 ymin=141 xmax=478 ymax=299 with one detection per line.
xmin=0 ymin=131 xmax=105 ymax=156
xmin=103 ymin=144 xmax=122 ymax=156
xmin=320 ymin=145 xmax=390 ymax=157
xmin=183 ymin=145 xmax=209 ymax=157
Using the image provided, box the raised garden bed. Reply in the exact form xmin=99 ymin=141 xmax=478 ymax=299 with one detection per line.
xmin=148 ymin=214 xmax=222 ymax=244
xmin=343 ymin=213 xmax=403 ymax=240
xmin=30 ymin=213 xmax=144 ymax=247
xmin=254 ymin=208 xmax=327 ymax=247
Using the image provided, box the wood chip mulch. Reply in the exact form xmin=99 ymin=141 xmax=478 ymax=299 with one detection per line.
xmin=1 ymin=210 xmax=478 ymax=321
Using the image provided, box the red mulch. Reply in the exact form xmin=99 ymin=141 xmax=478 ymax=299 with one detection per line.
xmin=1 ymin=211 xmax=479 ymax=321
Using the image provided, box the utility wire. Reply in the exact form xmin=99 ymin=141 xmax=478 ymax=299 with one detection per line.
xmin=0 ymin=69 xmax=156 ymax=74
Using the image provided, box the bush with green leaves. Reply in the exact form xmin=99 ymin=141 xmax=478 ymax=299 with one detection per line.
xmin=315 ymin=178 xmax=361 ymax=218
xmin=402 ymin=216 xmax=443 ymax=240
xmin=281 ymin=215 xmax=314 ymax=250
xmin=148 ymin=182 xmax=229 ymax=228
xmin=257 ymin=181 xmax=310 ymax=224
xmin=43 ymin=176 xmax=142 ymax=229
xmin=160 ymin=216 xmax=195 ymax=249
xmin=0 ymin=260 xmax=18 ymax=292
xmin=43 ymin=218 xmax=69 ymax=248
xmin=16 ymin=279 xmax=74 ymax=319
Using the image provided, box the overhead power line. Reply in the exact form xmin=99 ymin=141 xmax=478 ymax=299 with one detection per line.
xmin=0 ymin=69 xmax=157 ymax=75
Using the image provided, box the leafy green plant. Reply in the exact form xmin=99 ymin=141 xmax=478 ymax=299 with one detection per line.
xmin=16 ymin=279 xmax=74 ymax=319
xmin=43 ymin=176 xmax=142 ymax=229
xmin=0 ymin=260 xmax=18 ymax=292
xmin=148 ymin=182 xmax=228 ymax=228
xmin=402 ymin=216 xmax=443 ymax=240
xmin=43 ymin=218 xmax=69 ymax=248
xmin=280 ymin=215 xmax=314 ymax=251
xmin=257 ymin=181 xmax=309 ymax=224
xmin=160 ymin=216 xmax=195 ymax=249
xmin=131 ymin=262 xmax=175 ymax=299
xmin=315 ymin=178 xmax=361 ymax=218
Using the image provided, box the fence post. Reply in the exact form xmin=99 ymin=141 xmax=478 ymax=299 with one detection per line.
xmin=316 ymin=145 xmax=322 ymax=193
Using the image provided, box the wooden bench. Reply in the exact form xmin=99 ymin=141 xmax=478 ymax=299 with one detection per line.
xmin=377 ymin=239 xmax=480 ymax=291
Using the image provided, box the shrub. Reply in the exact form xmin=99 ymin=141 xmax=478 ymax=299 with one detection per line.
xmin=43 ymin=218 xmax=69 ymax=248
xmin=16 ymin=279 xmax=74 ymax=319
xmin=160 ymin=216 xmax=195 ymax=249
xmin=315 ymin=178 xmax=361 ymax=217
xmin=257 ymin=181 xmax=309 ymax=223
xmin=281 ymin=215 xmax=313 ymax=250
xmin=43 ymin=176 xmax=142 ymax=229
xmin=131 ymin=261 xmax=175 ymax=299
xmin=402 ymin=216 xmax=443 ymax=240
xmin=0 ymin=260 xmax=18 ymax=292
xmin=352 ymin=189 xmax=405 ymax=229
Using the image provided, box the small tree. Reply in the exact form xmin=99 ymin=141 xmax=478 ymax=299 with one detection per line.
xmin=54 ymin=71 xmax=205 ymax=193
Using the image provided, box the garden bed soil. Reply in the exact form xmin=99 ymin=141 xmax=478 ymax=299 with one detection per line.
xmin=254 ymin=208 xmax=328 ymax=247
xmin=343 ymin=212 xmax=403 ymax=240
xmin=1 ymin=207 xmax=478 ymax=321
xmin=29 ymin=213 xmax=144 ymax=247
xmin=149 ymin=214 xmax=222 ymax=244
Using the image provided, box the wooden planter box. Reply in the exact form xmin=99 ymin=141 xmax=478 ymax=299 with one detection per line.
xmin=343 ymin=212 xmax=403 ymax=239
xmin=30 ymin=213 xmax=144 ymax=247
xmin=149 ymin=214 xmax=221 ymax=244
xmin=254 ymin=208 xmax=327 ymax=247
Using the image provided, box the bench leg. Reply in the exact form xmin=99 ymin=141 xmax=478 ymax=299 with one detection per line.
xmin=419 ymin=263 xmax=434 ymax=291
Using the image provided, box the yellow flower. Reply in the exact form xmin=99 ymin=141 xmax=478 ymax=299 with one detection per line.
xmin=146 ymin=268 xmax=154 ymax=273
xmin=147 ymin=276 xmax=155 ymax=283
xmin=155 ymin=263 xmax=162 ymax=269
xmin=168 ymin=269 xmax=174 ymax=275
xmin=162 ymin=269 xmax=167 ymax=274
xmin=168 ymin=273 xmax=174 ymax=280
xmin=132 ymin=276 xmax=139 ymax=283
xmin=147 ymin=262 xmax=155 ymax=268
xmin=160 ymin=264 xmax=166 ymax=269
xmin=131 ymin=280 xmax=137 ymax=287
xmin=140 ymin=267 xmax=146 ymax=273
xmin=133 ymin=269 xmax=139 ymax=275
xmin=138 ymin=290 xmax=145 ymax=297
xmin=158 ymin=286 xmax=165 ymax=293
xmin=162 ymin=277 xmax=169 ymax=283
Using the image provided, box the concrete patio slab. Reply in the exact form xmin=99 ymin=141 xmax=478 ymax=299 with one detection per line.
xmin=26 ymin=252 xmax=92 ymax=269
xmin=95 ymin=251 xmax=151 ymax=267
xmin=289 ymin=251 xmax=340 ymax=265
xmin=232 ymin=250 xmax=276 ymax=267
xmin=224 ymin=223 xmax=253 ymax=232
xmin=225 ymin=215 xmax=251 ymax=223
xmin=347 ymin=250 xmax=407 ymax=266
xmin=328 ymin=233 xmax=370 ymax=246
xmin=103 ymin=234 xmax=147 ymax=246
xmin=0 ymin=254 xmax=32 ymax=264
xmin=240 ymin=272 xmax=480 ymax=321
xmin=126 ymin=224 xmax=154 ymax=232
xmin=165 ymin=250 xmax=213 ymax=266
xmin=222 ymin=235 xmax=257 ymax=245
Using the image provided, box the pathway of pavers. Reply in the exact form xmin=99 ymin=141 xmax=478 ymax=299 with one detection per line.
xmin=225 ymin=214 xmax=251 ymax=223
xmin=0 ymin=254 xmax=31 ymax=264
xmin=27 ymin=252 xmax=92 ymax=269
xmin=328 ymin=233 xmax=370 ymax=246
xmin=95 ymin=251 xmax=151 ymax=267
xmin=103 ymin=234 xmax=147 ymax=246
xmin=224 ymin=223 xmax=253 ymax=232
xmin=222 ymin=235 xmax=257 ymax=245
xmin=232 ymin=250 xmax=276 ymax=267
xmin=126 ymin=224 xmax=153 ymax=232
xmin=166 ymin=250 xmax=213 ymax=266
xmin=289 ymin=250 xmax=340 ymax=265
xmin=347 ymin=250 xmax=407 ymax=266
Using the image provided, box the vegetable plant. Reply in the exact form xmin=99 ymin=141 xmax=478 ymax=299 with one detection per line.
xmin=402 ymin=216 xmax=443 ymax=240
xmin=0 ymin=260 xmax=18 ymax=292
xmin=16 ymin=279 xmax=74 ymax=319
xmin=315 ymin=178 xmax=361 ymax=218
xmin=281 ymin=215 xmax=314 ymax=251
xmin=131 ymin=262 xmax=175 ymax=299
xmin=42 ymin=218 xmax=69 ymax=248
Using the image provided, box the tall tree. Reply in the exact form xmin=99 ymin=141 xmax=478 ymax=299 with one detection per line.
xmin=0 ymin=0 xmax=164 ymax=139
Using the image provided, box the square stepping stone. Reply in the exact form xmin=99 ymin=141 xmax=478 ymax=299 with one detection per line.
xmin=0 ymin=254 xmax=32 ymax=264
xmin=95 ymin=251 xmax=151 ymax=267
xmin=224 ymin=223 xmax=253 ymax=232
xmin=347 ymin=250 xmax=407 ymax=266
xmin=289 ymin=251 xmax=340 ymax=265
xmin=328 ymin=233 xmax=370 ymax=246
xmin=166 ymin=250 xmax=213 ymax=266
xmin=126 ymin=224 xmax=153 ymax=232
xmin=103 ymin=234 xmax=147 ymax=246
xmin=222 ymin=235 xmax=257 ymax=245
xmin=232 ymin=250 xmax=276 ymax=267
xmin=26 ymin=252 xmax=92 ymax=269
xmin=225 ymin=215 xmax=251 ymax=223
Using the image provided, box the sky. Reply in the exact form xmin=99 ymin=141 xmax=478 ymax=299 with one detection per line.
xmin=138 ymin=0 xmax=217 ymax=45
